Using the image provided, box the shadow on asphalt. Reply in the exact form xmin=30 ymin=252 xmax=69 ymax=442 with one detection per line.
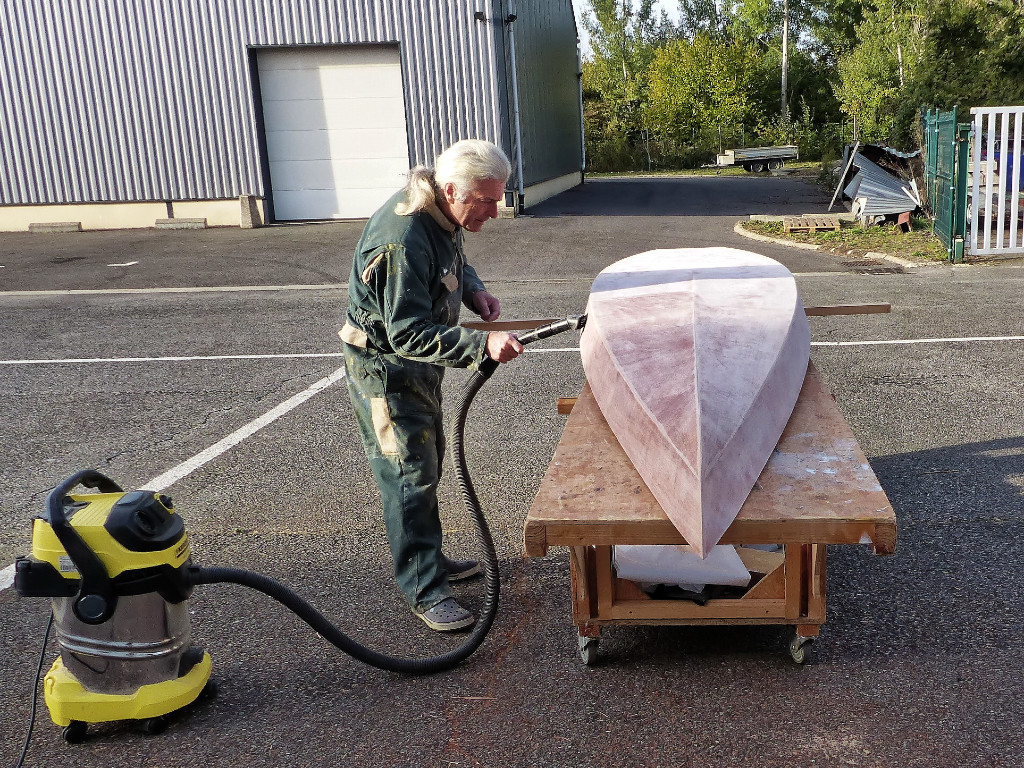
xmin=870 ymin=435 xmax=1024 ymax=523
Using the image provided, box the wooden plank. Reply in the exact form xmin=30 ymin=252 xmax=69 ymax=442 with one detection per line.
xmin=465 ymin=306 xmax=890 ymax=335
xmin=557 ymin=397 xmax=577 ymax=415
xmin=614 ymin=577 xmax=651 ymax=602
xmin=524 ymin=519 xmax=548 ymax=557
xmin=736 ymin=546 xmax=785 ymax=574
xmin=569 ymin=546 xmax=595 ymax=625
xmin=595 ymin=546 xmax=614 ymax=616
xmin=462 ymin=318 xmax=558 ymax=331
xmin=785 ymin=544 xmax=803 ymax=621
xmin=807 ymin=544 xmax=827 ymax=623
xmin=524 ymin=362 xmax=897 ymax=552
xmin=607 ymin=598 xmax=788 ymax=621
xmin=742 ymin=561 xmax=786 ymax=600
xmin=804 ymin=303 xmax=891 ymax=316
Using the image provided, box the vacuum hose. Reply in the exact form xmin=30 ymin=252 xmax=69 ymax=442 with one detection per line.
xmin=189 ymin=314 xmax=586 ymax=675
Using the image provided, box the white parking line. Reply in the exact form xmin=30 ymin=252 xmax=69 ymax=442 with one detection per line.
xmin=4 ymin=335 xmax=1024 ymax=368
xmin=0 ymin=563 xmax=15 ymax=591
xmin=1 ymin=353 xmax=345 ymax=366
xmin=141 ymin=366 xmax=347 ymax=492
xmin=0 ymin=283 xmax=347 ymax=297
xmin=811 ymin=335 xmax=1024 ymax=347
xmin=1 ymin=366 xmax=348 ymax=594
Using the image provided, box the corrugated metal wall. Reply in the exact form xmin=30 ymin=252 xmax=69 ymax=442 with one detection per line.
xmin=502 ymin=0 xmax=583 ymax=187
xmin=0 ymin=0 xmax=513 ymax=205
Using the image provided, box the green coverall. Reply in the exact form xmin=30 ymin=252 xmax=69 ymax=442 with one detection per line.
xmin=340 ymin=190 xmax=491 ymax=612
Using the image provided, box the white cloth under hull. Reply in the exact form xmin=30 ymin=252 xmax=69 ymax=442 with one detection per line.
xmin=580 ymin=248 xmax=811 ymax=557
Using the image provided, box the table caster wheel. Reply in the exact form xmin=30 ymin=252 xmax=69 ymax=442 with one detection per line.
xmin=578 ymin=635 xmax=599 ymax=666
xmin=789 ymin=634 xmax=814 ymax=664
xmin=62 ymin=720 xmax=87 ymax=744
xmin=141 ymin=716 xmax=167 ymax=736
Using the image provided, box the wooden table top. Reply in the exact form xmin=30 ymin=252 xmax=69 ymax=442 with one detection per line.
xmin=525 ymin=362 xmax=897 ymax=557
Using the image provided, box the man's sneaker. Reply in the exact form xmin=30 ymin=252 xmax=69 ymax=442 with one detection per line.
xmin=442 ymin=555 xmax=482 ymax=582
xmin=415 ymin=597 xmax=476 ymax=632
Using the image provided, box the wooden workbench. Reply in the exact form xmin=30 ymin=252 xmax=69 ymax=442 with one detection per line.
xmin=524 ymin=361 xmax=897 ymax=664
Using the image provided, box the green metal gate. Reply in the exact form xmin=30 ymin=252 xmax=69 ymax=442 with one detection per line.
xmin=923 ymin=107 xmax=970 ymax=262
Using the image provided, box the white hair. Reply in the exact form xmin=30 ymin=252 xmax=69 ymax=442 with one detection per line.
xmin=395 ymin=139 xmax=511 ymax=216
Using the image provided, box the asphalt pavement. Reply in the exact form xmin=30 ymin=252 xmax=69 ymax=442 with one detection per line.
xmin=1 ymin=175 xmax=1022 ymax=768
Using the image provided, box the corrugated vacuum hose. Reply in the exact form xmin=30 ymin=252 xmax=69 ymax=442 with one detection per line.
xmin=189 ymin=315 xmax=586 ymax=674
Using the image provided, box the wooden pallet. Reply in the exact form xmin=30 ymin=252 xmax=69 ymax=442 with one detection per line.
xmin=783 ymin=215 xmax=840 ymax=233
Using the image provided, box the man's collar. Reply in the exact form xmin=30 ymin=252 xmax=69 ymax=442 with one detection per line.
xmin=424 ymin=200 xmax=458 ymax=233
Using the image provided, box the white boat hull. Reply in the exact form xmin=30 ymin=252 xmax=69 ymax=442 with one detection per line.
xmin=580 ymin=248 xmax=810 ymax=557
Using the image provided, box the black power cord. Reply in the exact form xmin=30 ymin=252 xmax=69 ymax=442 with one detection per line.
xmin=14 ymin=611 xmax=54 ymax=768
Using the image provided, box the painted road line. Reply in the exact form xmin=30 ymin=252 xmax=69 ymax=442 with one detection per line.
xmin=0 ymin=563 xmax=14 ymax=591
xmin=140 ymin=366 xmax=347 ymax=492
xmin=811 ymin=335 xmax=1024 ymax=347
xmin=0 ymin=283 xmax=347 ymax=297
xmin=5 ymin=335 xmax=1024 ymax=368
xmin=0 ymin=367 xmax=348 ymax=594
xmin=1 ymin=353 xmax=345 ymax=366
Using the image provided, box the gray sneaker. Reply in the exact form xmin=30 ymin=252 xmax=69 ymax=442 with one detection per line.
xmin=442 ymin=555 xmax=482 ymax=582
xmin=415 ymin=597 xmax=476 ymax=632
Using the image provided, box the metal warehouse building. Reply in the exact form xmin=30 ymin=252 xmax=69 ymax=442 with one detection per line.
xmin=0 ymin=0 xmax=583 ymax=231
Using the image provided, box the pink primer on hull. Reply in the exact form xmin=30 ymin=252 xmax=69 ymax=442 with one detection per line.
xmin=580 ymin=248 xmax=811 ymax=557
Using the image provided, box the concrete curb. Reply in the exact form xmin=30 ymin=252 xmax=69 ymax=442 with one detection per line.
xmin=733 ymin=220 xmax=821 ymax=251
xmin=733 ymin=219 xmax=947 ymax=271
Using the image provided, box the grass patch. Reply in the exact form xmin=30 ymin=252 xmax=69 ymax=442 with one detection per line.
xmin=743 ymin=219 xmax=949 ymax=263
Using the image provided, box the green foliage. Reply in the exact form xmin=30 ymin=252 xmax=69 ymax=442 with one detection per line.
xmin=833 ymin=0 xmax=1024 ymax=147
xmin=581 ymin=0 xmax=1024 ymax=171
xmin=910 ymin=0 xmax=1024 ymax=109
xmin=645 ymin=36 xmax=770 ymax=145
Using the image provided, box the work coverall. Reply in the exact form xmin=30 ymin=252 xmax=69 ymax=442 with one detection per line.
xmin=340 ymin=189 xmax=491 ymax=613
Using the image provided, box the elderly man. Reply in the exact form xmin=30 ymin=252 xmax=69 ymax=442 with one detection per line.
xmin=340 ymin=140 xmax=523 ymax=631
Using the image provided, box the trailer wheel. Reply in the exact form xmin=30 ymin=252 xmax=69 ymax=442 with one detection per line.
xmin=742 ymin=163 xmax=753 ymax=172
xmin=768 ymin=159 xmax=783 ymax=171
xmin=751 ymin=161 xmax=767 ymax=173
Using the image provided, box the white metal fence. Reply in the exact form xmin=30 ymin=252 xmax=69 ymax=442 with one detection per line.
xmin=969 ymin=106 xmax=1024 ymax=256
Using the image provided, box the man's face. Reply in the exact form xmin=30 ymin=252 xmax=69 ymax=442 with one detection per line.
xmin=442 ymin=178 xmax=505 ymax=232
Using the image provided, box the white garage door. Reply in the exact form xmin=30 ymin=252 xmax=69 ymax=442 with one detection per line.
xmin=257 ymin=46 xmax=411 ymax=221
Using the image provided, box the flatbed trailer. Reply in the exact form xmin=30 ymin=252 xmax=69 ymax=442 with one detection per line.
xmin=717 ymin=145 xmax=799 ymax=172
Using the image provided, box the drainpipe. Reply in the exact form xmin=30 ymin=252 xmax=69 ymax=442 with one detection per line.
xmin=505 ymin=3 xmax=525 ymax=210
xmin=577 ymin=43 xmax=586 ymax=177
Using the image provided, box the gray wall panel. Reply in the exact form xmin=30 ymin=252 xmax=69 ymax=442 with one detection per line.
xmin=507 ymin=0 xmax=583 ymax=186
xmin=0 ymin=0 xmax=515 ymax=206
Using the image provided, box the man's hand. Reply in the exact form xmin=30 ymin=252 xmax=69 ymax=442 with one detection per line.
xmin=485 ymin=332 xmax=524 ymax=363
xmin=472 ymin=290 xmax=501 ymax=322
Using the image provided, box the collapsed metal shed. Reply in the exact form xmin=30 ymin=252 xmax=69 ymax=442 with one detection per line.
xmin=834 ymin=145 xmax=922 ymax=224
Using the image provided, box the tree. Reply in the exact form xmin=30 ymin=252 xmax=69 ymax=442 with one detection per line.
xmin=581 ymin=1 xmax=667 ymax=169
xmin=834 ymin=0 xmax=922 ymax=142
xmin=645 ymin=35 xmax=774 ymax=151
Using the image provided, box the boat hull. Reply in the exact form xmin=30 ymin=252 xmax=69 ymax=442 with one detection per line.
xmin=580 ymin=248 xmax=810 ymax=557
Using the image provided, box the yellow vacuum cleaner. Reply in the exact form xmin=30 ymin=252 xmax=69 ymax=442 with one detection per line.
xmin=15 ymin=470 xmax=214 ymax=742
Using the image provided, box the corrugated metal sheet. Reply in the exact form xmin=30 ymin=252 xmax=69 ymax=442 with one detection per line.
xmin=502 ymin=0 xmax=583 ymax=186
xmin=843 ymin=154 xmax=921 ymax=218
xmin=0 ymin=0 xmax=519 ymax=205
